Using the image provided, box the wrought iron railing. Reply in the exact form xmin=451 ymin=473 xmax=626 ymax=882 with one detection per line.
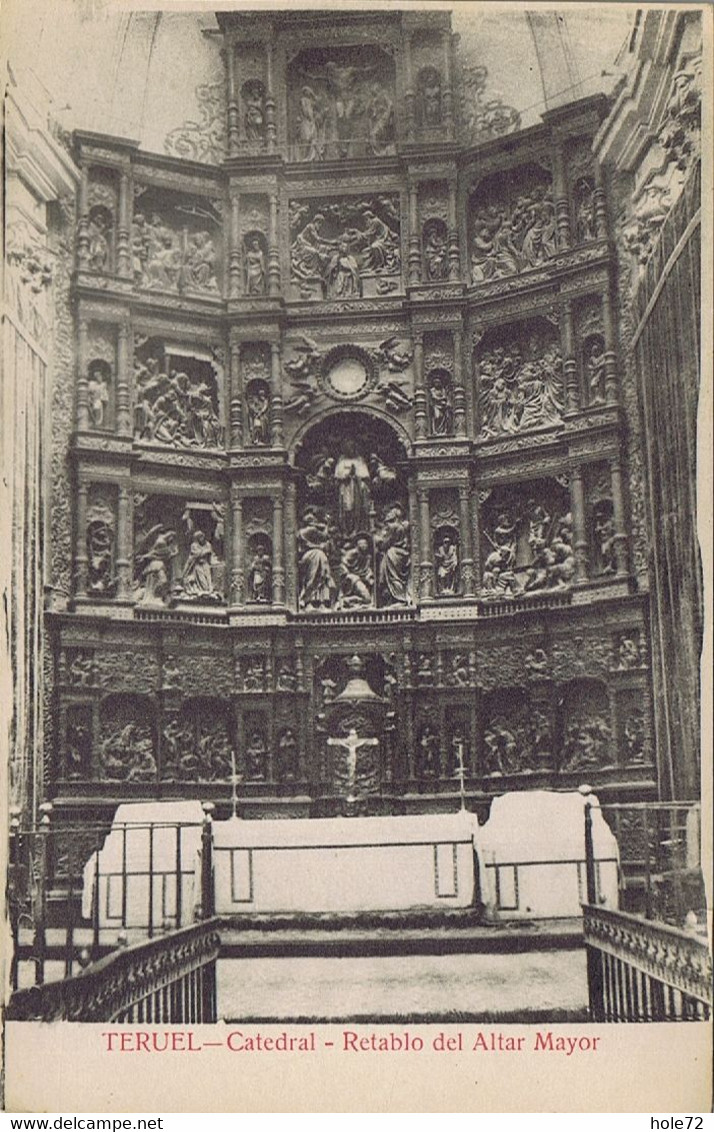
xmin=5 ymin=918 xmax=222 ymax=1023
xmin=583 ymin=904 xmax=711 ymax=1022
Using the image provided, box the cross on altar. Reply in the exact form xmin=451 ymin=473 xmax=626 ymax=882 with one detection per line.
xmin=454 ymin=739 xmax=467 ymax=810
xmin=327 ymin=728 xmax=379 ymax=801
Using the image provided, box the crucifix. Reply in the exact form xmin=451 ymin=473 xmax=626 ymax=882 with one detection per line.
xmin=326 ymin=728 xmax=379 ymax=803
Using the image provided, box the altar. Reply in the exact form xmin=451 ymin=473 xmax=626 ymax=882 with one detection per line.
xmin=211 ymin=811 xmax=481 ymax=914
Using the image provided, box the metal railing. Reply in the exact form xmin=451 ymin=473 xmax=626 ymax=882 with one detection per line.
xmin=582 ymin=793 xmax=711 ymax=1021
xmin=5 ymin=918 xmax=221 ymax=1023
xmin=8 ymin=806 xmax=215 ymax=988
xmin=583 ymin=904 xmax=711 ymax=1022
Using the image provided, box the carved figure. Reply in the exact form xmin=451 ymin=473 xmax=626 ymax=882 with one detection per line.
xmin=66 ymin=721 xmax=91 ymax=779
xmin=101 ymin=723 xmax=156 ymax=783
xmin=586 ymin=339 xmax=607 ymax=404
xmin=525 ymin=647 xmax=549 ymax=677
xmin=136 ymin=526 xmax=178 ymax=605
xmin=335 ymin=441 xmax=372 ymax=537
xmin=243 ymin=85 xmax=265 ymax=141
xmin=277 ymin=728 xmax=299 ymax=780
xmin=375 ymin=336 xmax=413 ymax=372
xmin=574 ymin=179 xmax=598 ymax=242
xmin=276 ymin=662 xmax=296 ymax=691
xmin=248 ymin=547 xmax=272 ymax=603
xmin=244 ymin=237 xmax=266 ymax=295
xmin=429 ymin=376 xmax=453 ymax=436
xmin=617 ymin=634 xmax=643 ymax=670
xmin=561 ymin=716 xmax=612 ymax=773
xmin=483 ymin=717 xmax=519 ymax=775
xmin=87 ymin=365 xmax=110 ymax=428
xmin=449 ymin=654 xmax=469 ymax=686
xmin=479 ymin=334 xmax=564 ymax=438
xmin=375 ymin=503 xmax=411 ymax=605
xmin=624 ymin=712 xmax=646 ymax=764
xmin=87 ymin=520 xmax=114 ymax=595
xmin=243 ymin=659 xmax=265 ymax=691
xmin=325 ymin=238 xmax=362 ymax=298
xmin=247 ymin=385 xmax=271 ymax=446
xmin=366 ymin=84 xmax=395 ymax=156
xmin=184 ymin=231 xmax=219 ymax=293
xmin=482 ymin=511 xmax=518 ymax=594
xmin=87 ymin=210 xmax=110 ymax=272
xmin=416 ymin=724 xmax=440 ymax=778
xmin=470 ymin=181 xmax=556 ymax=283
xmin=418 ymin=67 xmax=442 ymax=127
xmin=134 ymin=359 xmax=221 ymax=450
xmin=245 ymin=731 xmax=268 ymax=780
xmin=593 ymin=503 xmax=617 ymax=575
xmin=297 ymin=85 xmax=327 ymax=161
xmin=417 ymin=654 xmax=434 ymax=684
xmin=423 ymin=225 xmax=448 ymax=281
xmin=298 ymin=510 xmax=336 ymax=610
xmin=181 ymin=531 xmax=216 ymax=599
xmin=337 ymin=535 xmax=374 ymax=608
xmin=435 ymin=531 xmax=459 ymax=596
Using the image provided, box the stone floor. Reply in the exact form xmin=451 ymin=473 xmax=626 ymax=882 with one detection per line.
xmin=217 ymin=949 xmax=589 ymax=1022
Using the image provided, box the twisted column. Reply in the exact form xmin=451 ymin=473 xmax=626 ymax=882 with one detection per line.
xmin=413 ymin=331 xmax=427 ymax=440
xmin=268 ymin=194 xmax=280 ymax=297
xmin=407 ymin=183 xmax=421 ymax=286
xmin=610 ymin=459 xmax=629 ymax=576
xmin=229 ymin=342 xmax=242 ymax=447
xmin=602 ymin=289 xmax=618 ymax=405
xmin=229 ymin=193 xmax=241 ymax=299
xmin=117 ymin=172 xmax=132 ymax=278
xmin=552 ymin=143 xmax=571 ymax=251
xmin=116 ymin=484 xmax=133 ymax=600
xmin=560 ymin=302 xmax=579 ymax=413
xmin=77 ymin=319 xmax=89 ymax=431
xmin=447 ymin=178 xmax=460 ymax=281
xmin=458 ymin=485 xmax=474 ymax=596
xmin=230 ymin=489 xmax=243 ymax=605
xmin=417 ymin=487 xmax=433 ymax=598
xmin=116 ymin=321 xmax=132 ymax=437
xmin=75 ymin=481 xmax=89 ymax=597
xmin=77 ymin=168 xmax=90 ymax=269
xmin=272 ymin=495 xmax=285 ymax=604
xmin=226 ymin=42 xmax=239 ymax=157
xmin=265 ymin=45 xmax=277 ymax=153
xmin=453 ymin=330 xmax=466 ymax=437
xmin=569 ymin=467 xmax=588 ymax=583
xmin=270 ymin=342 xmax=284 ymax=446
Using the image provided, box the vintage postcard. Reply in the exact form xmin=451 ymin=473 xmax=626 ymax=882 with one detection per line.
xmin=1 ymin=0 xmax=712 ymax=1113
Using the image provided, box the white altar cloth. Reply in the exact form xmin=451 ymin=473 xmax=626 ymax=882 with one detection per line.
xmin=477 ymin=790 xmax=619 ymax=920
xmin=82 ymin=802 xmax=204 ymax=927
xmin=212 ymin=811 xmax=481 ymax=914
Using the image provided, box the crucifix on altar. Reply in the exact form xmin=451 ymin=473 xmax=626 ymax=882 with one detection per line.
xmin=326 ymin=727 xmax=379 ymax=804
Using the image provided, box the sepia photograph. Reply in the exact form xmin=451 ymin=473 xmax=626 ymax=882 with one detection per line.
xmin=1 ymin=0 xmax=711 ymax=1113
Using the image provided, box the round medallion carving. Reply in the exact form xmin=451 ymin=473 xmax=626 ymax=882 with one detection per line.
xmin=320 ymin=346 xmax=376 ymax=402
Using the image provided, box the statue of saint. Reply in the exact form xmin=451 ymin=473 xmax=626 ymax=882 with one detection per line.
xmin=435 ymin=532 xmax=459 ymax=596
xmin=244 ymin=237 xmax=266 ymax=295
xmin=248 ymin=546 xmax=272 ymax=603
xmin=181 ymin=531 xmax=215 ymax=598
xmin=334 ymin=441 xmax=372 ymax=537
xmin=298 ymin=510 xmax=336 ymax=610
xmin=375 ymin=503 xmax=411 ymax=605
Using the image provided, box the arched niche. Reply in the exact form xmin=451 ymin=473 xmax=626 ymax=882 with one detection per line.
xmin=426 ymin=366 xmax=453 ymax=436
xmin=422 ymin=217 xmax=448 ymax=282
xmin=241 ymin=80 xmax=266 ymax=143
xmin=416 ymin=65 xmax=443 ymax=128
xmin=162 ymin=697 xmax=233 ymax=783
xmin=294 ymin=411 xmax=411 ymax=611
xmin=559 ymin=678 xmax=612 ymax=775
xmin=246 ymin=533 xmax=273 ymax=603
xmin=242 ymin=229 xmax=267 ymax=295
xmin=86 ymin=358 xmax=113 ymax=430
xmin=99 ymin=694 xmax=157 ymax=784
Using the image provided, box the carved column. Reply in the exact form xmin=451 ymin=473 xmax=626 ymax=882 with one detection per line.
xmin=229 ymin=192 xmax=241 ymax=299
xmin=560 ymin=302 xmax=579 ymax=413
xmin=407 ymin=183 xmax=421 ymax=285
xmin=458 ymin=485 xmax=474 ymax=596
xmin=569 ymin=466 xmax=588 ymax=583
xmin=117 ymin=172 xmax=132 ymax=278
xmin=268 ymin=193 xmax=280 ymax=296
xmin=229 ymin=342 xmax=242 ymax=447
xmin=552 ymin=143 xmax=571 ymax=251
xmin=230 ymin=488 xmax=243 ymax=605
xmin=602 ymin=289 xmax=618 ymax=405
xmin=447 ymin=178 xmax=460 ymax=280
xmin=442 ymin=33 xmax=454 ymax=140
xmin=270 ymin=342 xmax=284 ymax=446
xmin=404 ymin=35 xmax=415 ymax=140
xmin=609 ymin=459 xmax=629 ymax=576
xmin=226 ymin=41 xmax=239 ymax=157
xmin=116 ymin=321 xmax=131 ymax=437
xmin=116 ymin=483 xmax=133 ymax=601
xmin=285 ymin=480 xmax=298 ymax=609
xmin=265 ymin=44 xmax=277 ymax=153
xmin=76 ymin=319 xmax=89 ymax=431
xmin=77 ymin=168 xmax=90 ymax=269
xmin=452 ymin=330 xmax=466 ymax=437
xmin=413 ymin=331 xmax=427 ymax=440
xmin=75 ymin=481 xmax=89 ymax=597
xmin=593 ymin=161 xmax=608 ymax=238
xmin=272 ymin=495 xmax=285 ymax=605
xmin=417 ymin=486 xmax=433 ymax=598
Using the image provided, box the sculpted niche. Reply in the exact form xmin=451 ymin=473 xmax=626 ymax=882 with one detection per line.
xmin=132 ymin=187 xmax=222 ymax=295
xmin=289 ymin=195 xmax=401 ymax=301
xmin=288 ymin=45 xmax=396 ymax=161
xmin=475 ymin=319 xmax=564 ymax=438
xmin=469 ymin=164 xmax=556 ymax=284
xmin=295 ymin=413 xmax=411 ymax=612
